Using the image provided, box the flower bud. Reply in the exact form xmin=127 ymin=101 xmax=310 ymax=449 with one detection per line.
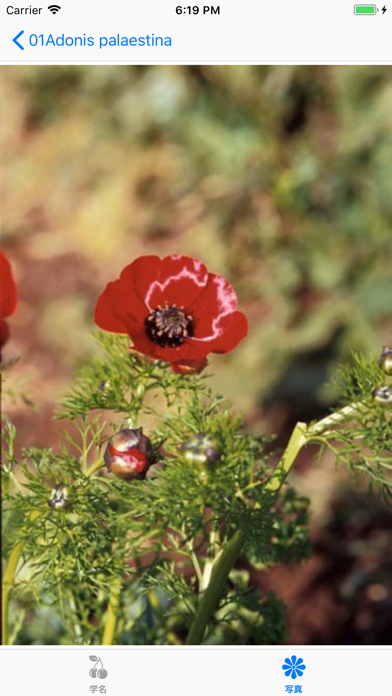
xmin=99 ymin=380 xmax=112 ymax=391
xmin=136 ymin=383 xmax=146 ymax=398
xmin=180 ymin=432 xmax=222 ymax=468
xmin=372 ymin=386 xmax=392 ymax=405
xmin=104 ymin=428 xmax=154 ymax=480
xmin=48 ymin=484 xmax=71 ymax=511
xmin=379 ymin=347 xmax=392 ymax=376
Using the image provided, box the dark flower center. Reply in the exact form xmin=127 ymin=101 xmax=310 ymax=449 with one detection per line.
xmin=145 ymin=303 xmax=194 ymax=348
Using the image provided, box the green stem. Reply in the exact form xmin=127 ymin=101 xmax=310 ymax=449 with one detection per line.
xmin=2 ymin=543 xmax=23 ymax=645
xmin=102 ymin=580 xmax=121 ymax=645
xmin=68 ymin=592 xmax=83 ymax=643
xmin=185 ymin=421 xmax=308 ymax=645
xmin=185 ymin=401 xmax=363 ymax=646
xmin=263 ymin=421 xmax=308 ymax=494
xmin=1 ymin=460 xmax=103 ymax=645
xmin=85 ymin=458 xmax=104 ymax=478
xmin=186 ymin=529 xmax=245 ymax=645
xmin=191 ymin=550 xmax=203 ymax=587
xmin=101 ymin=379 xmax=150 ymax=645
xmin=307 ymin=402 xmax=361 ymax=438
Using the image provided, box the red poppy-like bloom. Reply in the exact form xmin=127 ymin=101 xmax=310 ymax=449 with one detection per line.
xmin=95 ymin=255 xmax=248 ymax=373
xmin=0 ymin=251 xmax=18 ymax=349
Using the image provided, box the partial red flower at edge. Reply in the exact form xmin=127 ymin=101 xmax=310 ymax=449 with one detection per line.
xmin=0 ymin=251 xmax=18 ymax=349
xmin=94 ymin=255 xmax=248 ymax=373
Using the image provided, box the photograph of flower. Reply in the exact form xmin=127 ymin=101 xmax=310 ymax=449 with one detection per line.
xmin=95 ymin=254 xmax=248 ymax=374
xmin=1 ymin=66 xmax=391 ymax=646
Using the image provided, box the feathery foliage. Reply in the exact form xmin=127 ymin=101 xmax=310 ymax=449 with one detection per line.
xmin=2 ymin=335 xmax=391 ymax=645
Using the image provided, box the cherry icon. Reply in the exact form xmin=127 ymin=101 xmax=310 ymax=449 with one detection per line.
xmin=89 ymin=656 xmax=108 ymax=680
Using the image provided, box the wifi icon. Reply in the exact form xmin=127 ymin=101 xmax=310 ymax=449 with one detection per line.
xmin=48 ymin=4 xmax=61 ymax=13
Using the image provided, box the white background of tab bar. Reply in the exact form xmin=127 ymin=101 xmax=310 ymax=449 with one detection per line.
xmin=0 ymin=646 xmax=391 ymax=695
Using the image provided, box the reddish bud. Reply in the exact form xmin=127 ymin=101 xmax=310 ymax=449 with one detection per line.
xmin=104 ymin=428 xmax=154 ymax=480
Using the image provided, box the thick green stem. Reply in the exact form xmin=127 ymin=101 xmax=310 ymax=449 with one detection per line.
xmin=102 ymin=580 xmax=121 ymax=645
xmin=185 ymin=529 xmax=245 ymax=645
xmin=263 ymin=421 xmax=308 ymax=494
xmin=2 ymin=542 xmax=23 ymax=645
xmin=185 ymin=401 xmax=361 ymax=646
xmin=185 ymin=421 xmax=308 ymax=645
xmin=307 ymin=402 xmax=361 ymax=438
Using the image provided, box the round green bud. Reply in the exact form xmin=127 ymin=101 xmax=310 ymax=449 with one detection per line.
xmin=180 ymin=432 xmax=222 ymax=468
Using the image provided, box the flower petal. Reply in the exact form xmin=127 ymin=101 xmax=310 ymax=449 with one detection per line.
xmin=203 ymin=311 xmax=249 ymax=353
xmin=284 ymin=670 xmax=292 ymax=677
xmin=179 ymin=310 xmax=248 ymax=358
xmin=190 ymin=273 xmax=238 ymax=326
xmin=124 ymin=317 xmax=161 ymax=356
xmin=187 ymin=273 xmax=248 ymax=353
xmin=95 ymin=284 xmax=128 ymax=333
xmin=128 ymin=309 xmax=248 ymax=363
xmin=119 ymin=256 xmax=161 ymax=304
xmin=95 ymin=280 xmax=147 ymax=333
xmin=295 ymin=659 xmax=303 ymax=666
xmin=0 ymin=251 xmax=17 ymax=319
xmin=291 ymin=656 xmax=297 ymax=665
xmin=284 ymin=659 xmax=293 ymax=666
xmin=171 ymin=357 xmax=208 ymax=375
xmin=94 ymin=255 xmax=248 ymax=370
xmin=130 ymin=337 xmax=201 ymax=363
xmin=144 ymin=255 xmax=209 ymax=310
xmin=291 ymin=670 xmax=297 ymax=680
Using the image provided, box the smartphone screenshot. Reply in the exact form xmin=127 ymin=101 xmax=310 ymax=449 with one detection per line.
xmin=1 ymin=1 xmax=391 ymax=694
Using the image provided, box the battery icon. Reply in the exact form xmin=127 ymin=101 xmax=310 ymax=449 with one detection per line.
xmin=354 ymin=4 xmax=378 ymax=12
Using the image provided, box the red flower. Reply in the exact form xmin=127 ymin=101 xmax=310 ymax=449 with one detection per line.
xmin=95 ymin=255 xmax=248 ymax=373
xmin=0 ymin=251 xmax=17 ymax=349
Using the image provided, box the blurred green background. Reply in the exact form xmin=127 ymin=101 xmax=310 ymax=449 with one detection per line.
xmin=1 ymin=65 xmax=392 ymax=644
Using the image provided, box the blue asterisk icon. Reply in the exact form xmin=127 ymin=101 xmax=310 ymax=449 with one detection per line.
xmin=282 ymin=655 xmax=306 ymax=679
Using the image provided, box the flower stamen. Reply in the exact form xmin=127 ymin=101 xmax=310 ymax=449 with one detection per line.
xmin=145 ymin=304 xmax=194 ymax=347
